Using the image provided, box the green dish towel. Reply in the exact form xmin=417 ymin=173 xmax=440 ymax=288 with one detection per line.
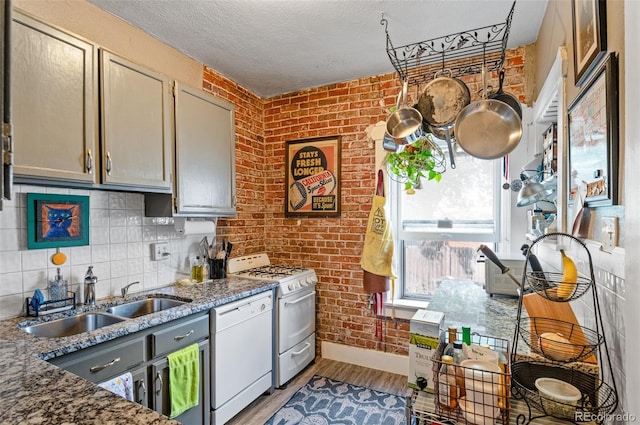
xmin=168 ymin=343 xmax=200 ymax=418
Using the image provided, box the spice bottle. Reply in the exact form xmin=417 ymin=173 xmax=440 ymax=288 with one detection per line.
xmin=438 ymin=355 xmax=458 ymax=409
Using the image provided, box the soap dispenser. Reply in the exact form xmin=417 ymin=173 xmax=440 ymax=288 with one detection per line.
xmin=84 ymin=266 xmax=97 ymax=306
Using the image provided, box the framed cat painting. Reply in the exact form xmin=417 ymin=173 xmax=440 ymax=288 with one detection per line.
xmin=26 ymin=193 xmax=90 ymax=249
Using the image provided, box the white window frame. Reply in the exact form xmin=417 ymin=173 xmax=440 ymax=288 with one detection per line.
xmin=383 ymin=157 xmax=503 ymax=319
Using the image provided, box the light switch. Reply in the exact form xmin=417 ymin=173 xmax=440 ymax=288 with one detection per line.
xmin=601 ymin=217 xmax=618 ymax=253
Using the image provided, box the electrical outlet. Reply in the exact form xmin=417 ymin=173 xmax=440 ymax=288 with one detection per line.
xmin=601 ymin=217 xmax=618 ymax=253
xmin=151 ymin=242 xmax=169 ymax=261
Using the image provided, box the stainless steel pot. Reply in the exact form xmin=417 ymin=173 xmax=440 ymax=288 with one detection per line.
xmin=454 ymin=67 xmax=522 ymax=159
xmin=386 ymin=80 xmax=424 ymax=146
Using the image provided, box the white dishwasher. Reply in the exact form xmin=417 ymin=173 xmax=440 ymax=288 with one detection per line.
xmin=211 ymin=291 xmax=273 ymax=425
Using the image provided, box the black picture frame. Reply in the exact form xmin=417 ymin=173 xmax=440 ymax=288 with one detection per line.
xmin=26 ymin=193 xmax=90 ymax=249
xmin=285 ymin=136 xmax=341 ymax=218
xmin=567 ymin=53 xmax=618 ymax=208
xmin=571 ymin=0 xmax=607 ymax=87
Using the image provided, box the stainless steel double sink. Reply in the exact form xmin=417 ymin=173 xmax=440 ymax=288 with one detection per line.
xmin=22 ymin=297 xmax=189 ymax=338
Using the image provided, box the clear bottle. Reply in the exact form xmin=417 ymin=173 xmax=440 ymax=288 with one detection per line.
xmin=438 ymin=355 xmax=458 ymax=409
xmin=443 ymin=327 xmax=457 ymax=357
xmin=191 ymin=256 xmax=202 ymax=282
xmin=453 ymin=341 xmax=466 ymax=398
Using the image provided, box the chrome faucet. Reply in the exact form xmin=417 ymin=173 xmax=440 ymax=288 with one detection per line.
xmin=121 ymin=281 xmax=140 ymax=298
xmin=83 ymin=266 xmax=97 ymax=307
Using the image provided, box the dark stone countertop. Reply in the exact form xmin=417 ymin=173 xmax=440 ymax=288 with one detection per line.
xmin=0 ymin=277 xmax=277 ymax=425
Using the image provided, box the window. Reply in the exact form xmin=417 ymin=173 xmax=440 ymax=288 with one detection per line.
xmin=389 ymin=146 xmax=502 ymax=300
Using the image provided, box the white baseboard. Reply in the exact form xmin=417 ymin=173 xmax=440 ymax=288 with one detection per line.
xmin=321 ymin=341 xmax=408 ymax=377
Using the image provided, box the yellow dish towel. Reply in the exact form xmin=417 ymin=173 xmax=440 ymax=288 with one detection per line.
xmin=168 ymin=343 xmax=200 ymax=418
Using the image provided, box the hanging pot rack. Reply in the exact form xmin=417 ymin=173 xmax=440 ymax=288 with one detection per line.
xmin=381 ymin=1 xmax=515 ymax=87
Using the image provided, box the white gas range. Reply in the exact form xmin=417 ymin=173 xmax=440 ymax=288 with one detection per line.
xmin=227 ymin=253 xmax=317 ymax=388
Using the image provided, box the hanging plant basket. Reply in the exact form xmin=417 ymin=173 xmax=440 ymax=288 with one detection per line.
xmin=385 ymin=135 xmax=445 ymax=194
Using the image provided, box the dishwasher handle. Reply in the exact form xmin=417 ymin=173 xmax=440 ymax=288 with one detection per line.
xmin=284 ymin=291 xmax=316 ymax=306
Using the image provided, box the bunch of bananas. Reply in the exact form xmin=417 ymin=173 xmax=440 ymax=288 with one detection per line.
xmin=557 ymin=249 xmax=578 ymax=299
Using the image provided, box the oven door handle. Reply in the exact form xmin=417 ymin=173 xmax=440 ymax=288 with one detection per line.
xmin=284 ymin=291 xmax=316 ymax=306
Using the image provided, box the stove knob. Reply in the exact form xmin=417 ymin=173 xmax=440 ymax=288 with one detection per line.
xmin=299 ymin=279 xmax=307 ymax=286
xmin=306 ymin=276 xmax=315 ymax=284
xmin=288 ymin=283 xmax=294 ymax=291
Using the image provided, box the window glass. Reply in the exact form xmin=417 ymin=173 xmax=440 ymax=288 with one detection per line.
xmin=389 ymin=146 xmax=501 ymax=299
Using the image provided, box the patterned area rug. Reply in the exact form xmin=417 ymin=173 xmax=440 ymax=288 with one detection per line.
xmin=264 ymin=375 xmax=407 ymax=425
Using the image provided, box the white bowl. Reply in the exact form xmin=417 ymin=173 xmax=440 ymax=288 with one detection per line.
xmin=459 ymin=396 xmax=500 ymax=425
xmin=460 ymin=359 xmax=502 ymax=383
xmin=535 ymin=377 xmax=581 ymax=418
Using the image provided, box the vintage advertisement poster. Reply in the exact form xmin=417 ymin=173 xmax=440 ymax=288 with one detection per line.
xmin=285 ymin=136 xmax=341 ymax=217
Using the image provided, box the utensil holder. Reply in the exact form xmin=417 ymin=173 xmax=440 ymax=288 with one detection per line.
xmin=209 ymin=258 xmax=226 ymax=279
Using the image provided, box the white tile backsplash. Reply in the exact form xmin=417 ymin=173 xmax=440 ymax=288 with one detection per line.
xmin=109 ymin=209 xmax=127 ymax=227
xmin=0 ymin=272 xmax=23 ymax=296
xmin=109 ymin=227 xmax=127 ymax=244
xmin=0 ymin=229 xmax=20 ymax=251
xmin=109 ymin=192 xmax=126 ymax=209
xmin=0 ymin=206 xmax=18 ymax=229
xmin=2 ymin=251 xmax=23 ymax=273
xmin=0 ymin=185 xmax=198 ymax=320
xmin=21 ymin=250 xmax=48 ymax=271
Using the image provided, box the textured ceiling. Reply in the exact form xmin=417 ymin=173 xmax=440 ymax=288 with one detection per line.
xmin=87 ymin=0 xmax=548 ymax=98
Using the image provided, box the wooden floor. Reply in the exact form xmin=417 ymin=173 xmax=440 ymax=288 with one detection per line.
xmin=226 ymin=357 xmax=411 ymax=425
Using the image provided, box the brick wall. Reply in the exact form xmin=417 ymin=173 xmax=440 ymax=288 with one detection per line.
xmin=203 ymin=47 xmax=529 ymax=356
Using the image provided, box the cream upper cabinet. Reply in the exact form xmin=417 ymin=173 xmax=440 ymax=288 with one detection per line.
xmin=173 ymin=83 xmax=236 ymax=216
xmin=100 ymin=51 xmax=172 ymax=192
xmin=12 ymin=11 xmax=99 ymax=184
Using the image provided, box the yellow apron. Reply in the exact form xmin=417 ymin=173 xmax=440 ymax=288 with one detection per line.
xmin=360 ymin=170 xmax=394 ymax=278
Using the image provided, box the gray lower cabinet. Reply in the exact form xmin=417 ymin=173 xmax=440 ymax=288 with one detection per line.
xmin=151 ymin=340 xmax=210 ymax=424
xmin=131 ymin=365 xmax=149 ymax=408
xmin=49 ymin=312 xmax=210 ymax=424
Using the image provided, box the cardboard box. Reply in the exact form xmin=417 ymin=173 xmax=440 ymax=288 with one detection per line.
xmin=408 ymin=334 xmax=440 ymax=392
xmin=410 ymin=309 xmax=445 ymax=338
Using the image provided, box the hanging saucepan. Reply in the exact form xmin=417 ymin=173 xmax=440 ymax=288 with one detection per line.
xmin=416 ymin=70 xmax=470 ymax=169
xmin=386 ymin=80 xmax=424 ymax=146
xmin=454 ymin=66 xmax=522 ymax=160
xmin=488 ymin=69 xmax=522 ymax=118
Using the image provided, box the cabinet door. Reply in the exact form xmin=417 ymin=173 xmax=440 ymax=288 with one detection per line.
xmin=100 ymin=51 xmax=172 ymax=191
xmin=12 ymin=11 xmax=98 ymax=184
xmin=131 ymin=366 xmax=149 ymax=408
xmin=174 ymin=83 xmax=236 ymax=216
xmin=151 ymin=339 xmax=210 ymax=425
